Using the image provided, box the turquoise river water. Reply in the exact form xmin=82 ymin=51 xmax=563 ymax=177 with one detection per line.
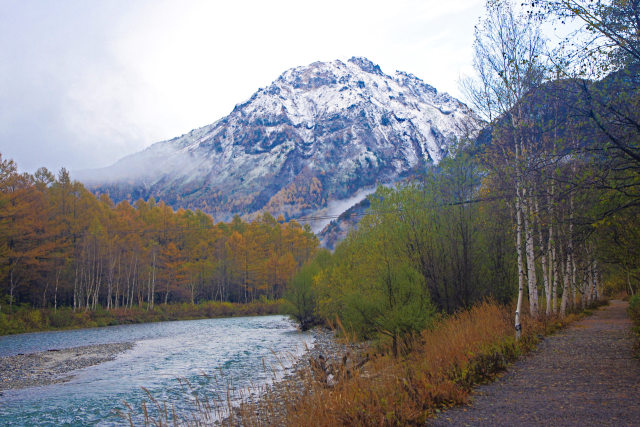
xmin=0 ymin=315 xmax=313 ymax=425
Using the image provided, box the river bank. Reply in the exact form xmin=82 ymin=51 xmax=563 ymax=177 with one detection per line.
xmin=0 ymin=342 xmax=134 ymax=392
xmin=0 ymin=320 xmax=353 ymax=424
xmin=0 ymin=315 xmax=312 ymax=426
xmin=217 ymin=328 xmax=369 ymax=426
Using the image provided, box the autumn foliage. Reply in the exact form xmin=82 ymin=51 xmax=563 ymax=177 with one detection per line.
xmin=0 ymin=154 xmax=318 ymax=316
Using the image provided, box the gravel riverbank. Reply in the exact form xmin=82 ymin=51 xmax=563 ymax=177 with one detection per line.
xmin=0 ymin=342 xmax=134 ymax=392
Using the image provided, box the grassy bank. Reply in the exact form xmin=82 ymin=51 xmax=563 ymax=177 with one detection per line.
xmin=0 ymin=300 xmax=285 ymax=336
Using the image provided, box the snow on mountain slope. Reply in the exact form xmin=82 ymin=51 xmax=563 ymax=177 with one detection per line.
xmin=81 ymin=57 xmax=482 ymax=228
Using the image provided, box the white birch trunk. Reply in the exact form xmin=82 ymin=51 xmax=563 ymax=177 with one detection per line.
xmin=523 ymin=188 xmax=539 ymax=318
xmin=548 ymin=184 xmax=559 ymax=315
xmin=151 ymin=252 xmax=156 ymax=310
xmin=515 ymin=182 xmax=526 ymax=339
xmin=54 ymin=269 xmax=60 ymax=312
xmin=592 ymin=263 xmax=597 ymax=302
xmin=146 ymin=269 xmax=151 ymax=311
xmin=552 ymin=245 xmax=559 ymax=314
xmin=73 ymin=264 xmax=78 ymax=311
xmin=587 ymin=261 xmax=595 ymax=305
xmin=561 ymin=254 xmax=570 ymax=317
xmin=568 ymin=192 xmax=576 ymax=310
xmin=535 ymin=198 xmax=550 ymax=316
xmin=571 ymin=254 xmax=577 ymax=310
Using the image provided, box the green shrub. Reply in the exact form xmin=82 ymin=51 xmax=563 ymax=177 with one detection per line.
xmin=48 ymin=308 xmax=73 ymax=328
xmin=285 ymin=260 xmax=323 ymax=331
xmin=0 ymin=312 xmax=13 ymax=335
xmin=24 ymin=309 xmax=44 ymax=329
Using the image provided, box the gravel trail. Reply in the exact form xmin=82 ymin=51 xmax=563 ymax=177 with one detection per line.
xmin=432 ymin=300 xmax=640 ymax=426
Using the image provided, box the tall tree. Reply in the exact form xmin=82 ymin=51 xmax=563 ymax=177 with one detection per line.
xmin=467 ymin=0 xmax=548 ymax=335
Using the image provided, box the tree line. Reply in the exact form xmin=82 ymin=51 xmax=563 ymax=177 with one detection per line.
xmin=0 ymin=159 xmax=318 ymax=313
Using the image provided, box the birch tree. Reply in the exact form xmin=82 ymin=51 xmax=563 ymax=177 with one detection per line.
xmin=466 ymin=0 xmax=547 ymax=337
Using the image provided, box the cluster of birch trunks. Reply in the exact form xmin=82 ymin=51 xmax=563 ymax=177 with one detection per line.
xmin=465 ymin=1 xmax=639 ymax=336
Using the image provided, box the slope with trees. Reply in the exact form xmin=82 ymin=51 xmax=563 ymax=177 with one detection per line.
xmin=286 ymin=0 xmax=639 ymax=348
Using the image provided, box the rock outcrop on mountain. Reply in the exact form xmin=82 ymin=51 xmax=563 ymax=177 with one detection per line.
xmin=81 ymin=57 xmax=482 ymax=235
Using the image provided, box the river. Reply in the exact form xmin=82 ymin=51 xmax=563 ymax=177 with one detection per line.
xmin=0 ymin=315 xmax=313 ymax=425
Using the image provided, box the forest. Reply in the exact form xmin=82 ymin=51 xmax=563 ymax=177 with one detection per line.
xmin=1 ymin=1 xmax=638 ymax=348
xmin=285 ymin=0 xmax=640 ymax=351
xmin=0 ymin=160 xmax=318 ymax=317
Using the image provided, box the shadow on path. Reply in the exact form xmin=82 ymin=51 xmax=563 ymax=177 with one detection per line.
xmin=431 ymin=300 xmax=640 ymax=426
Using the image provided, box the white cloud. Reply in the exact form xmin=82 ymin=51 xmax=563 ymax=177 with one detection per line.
xmin=0 ymin=0 xmax=485 ymax=173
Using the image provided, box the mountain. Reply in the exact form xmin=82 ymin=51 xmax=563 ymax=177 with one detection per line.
xmin=80 ymin=57 xmax=482 ymax=234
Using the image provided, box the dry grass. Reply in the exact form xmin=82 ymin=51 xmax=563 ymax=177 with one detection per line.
xmin=280 ymin=301 xmax=534 ymax=426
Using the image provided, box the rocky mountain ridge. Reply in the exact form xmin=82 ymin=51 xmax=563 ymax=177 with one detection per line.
xmin=81 ymin=57 xmax=482 ymax=236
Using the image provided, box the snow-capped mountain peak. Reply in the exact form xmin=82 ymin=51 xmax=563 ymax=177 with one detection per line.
xmin=81 ymin=57 xmax=482 ymax=235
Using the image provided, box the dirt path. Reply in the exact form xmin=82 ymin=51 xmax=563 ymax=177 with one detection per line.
xmin=432 ymin=300 xmax=640 ymax=426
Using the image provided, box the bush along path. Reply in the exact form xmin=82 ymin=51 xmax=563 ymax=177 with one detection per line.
xmin=432 ymin=300 xmax=640 ymax=426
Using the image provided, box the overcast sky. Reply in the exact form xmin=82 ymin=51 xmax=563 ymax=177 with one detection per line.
xmin=0 ymin=0 xmax=487 ymax=173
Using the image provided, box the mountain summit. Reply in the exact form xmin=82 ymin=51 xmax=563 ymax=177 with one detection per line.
xmin=82 ymin=57 xmax=481 ymax=232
